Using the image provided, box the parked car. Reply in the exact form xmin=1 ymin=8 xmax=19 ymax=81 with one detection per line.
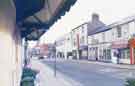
xmin=38 ymin=56 xmax=44 ymax=60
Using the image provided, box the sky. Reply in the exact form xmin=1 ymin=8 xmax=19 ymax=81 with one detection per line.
xmin=29 ymin=0 xmax=135 ymax=46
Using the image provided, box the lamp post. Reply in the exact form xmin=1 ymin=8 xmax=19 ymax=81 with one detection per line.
xmin=24 ymin=38 xmax=28 ymax=67
xmin=53 ymin=42 xmax=57 ymax=77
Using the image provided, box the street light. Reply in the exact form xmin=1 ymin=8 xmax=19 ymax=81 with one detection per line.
xmin=52 ymin=42 xmax=57 ymax=77
xmin=24 ymin=38 xmax=28 ymax=67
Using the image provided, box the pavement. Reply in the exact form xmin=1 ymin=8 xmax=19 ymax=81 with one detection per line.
xmin=30 ymin=59 xmax=79 ymax=86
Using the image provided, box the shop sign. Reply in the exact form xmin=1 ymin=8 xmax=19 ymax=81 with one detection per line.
xmin=112 ymin=40 xmax=128 ymax=48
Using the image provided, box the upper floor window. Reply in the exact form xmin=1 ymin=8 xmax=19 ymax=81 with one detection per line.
xmin=102 ymin=32 xmax=105 ymax=42
xmin=67 ymin=37 xmax=70 ymax=41
xmin=112 ymin=29 xmax=114 ymax=36
xmin=117 ymin=25 xmax=122 ymax=38
xmin=81 ymin=36 xmax=85 ymax=44
xmin=82 ymin=26 xmax=85 ymax=33
xmin=73 ymin=39 xmax=76 ymax=46
xmin=122 ymin=23 xmax=129 ymax=38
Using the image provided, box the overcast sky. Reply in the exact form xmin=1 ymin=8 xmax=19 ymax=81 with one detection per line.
xmin=29 ymin=0 xmax=135 ymax=46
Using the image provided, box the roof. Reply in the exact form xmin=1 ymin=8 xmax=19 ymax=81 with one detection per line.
xmin=88 ymin=15 xmax=135 ymax=36
xmin=109 ymin=15 xmax=135 ymax=28
xmin=15 ymin=0 xmax=77 ymax=40
xmin=72 ymin=22 xmax=88 ymax=31
xmin=88 ymin=20 xmax=109 ymax=36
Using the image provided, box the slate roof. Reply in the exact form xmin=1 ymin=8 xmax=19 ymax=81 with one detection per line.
xmin=87 ymin=20 xmax=109 ymax=36
xmin=109 ymin=15 xmax=135 ymax=28
xmin=88 ymin=15 xmax=135 ymax=36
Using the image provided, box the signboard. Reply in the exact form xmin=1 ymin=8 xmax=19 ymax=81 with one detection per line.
xmin=112 ymin=40 xmax=128 ymax=48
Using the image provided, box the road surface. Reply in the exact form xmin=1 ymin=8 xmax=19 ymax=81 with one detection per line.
xmin=42 ymin=59 xmax=135 ymax=86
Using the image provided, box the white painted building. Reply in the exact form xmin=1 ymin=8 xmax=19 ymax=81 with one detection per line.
xmin=88 ymin=30 xmax=112 ymax=62
xmin=64 ymin=32 xmax=73 ymax=59
xmin=110 ymin=16 xmax=135 ymax=64
xmin=56 ymin=37 xmax=65 ymax=59
xmin=56 ymin=32 xmax=73 ymax=59
xmin=71 ymin=23 xmax=88 ymax=59
xmin=88 ymin=15 xmax=135 ymax=64
xmin=87 ymin=13 xmax=109 ymax=61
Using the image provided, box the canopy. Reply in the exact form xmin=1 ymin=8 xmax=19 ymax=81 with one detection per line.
xmin=15 ymin=0 xmax=76 ymax=40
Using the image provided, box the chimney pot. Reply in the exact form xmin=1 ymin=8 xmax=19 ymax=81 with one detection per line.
xmin=92 ymin=13 xmax=99 ymax=22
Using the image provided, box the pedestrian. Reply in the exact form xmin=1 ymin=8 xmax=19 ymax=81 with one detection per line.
xmin=116 ymin=50 xmax=120 ymax=64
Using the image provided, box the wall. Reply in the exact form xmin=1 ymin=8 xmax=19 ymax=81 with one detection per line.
xmin=80 ymin=24 xmax=88 ymax=46
xmin=72 ymin=28 xmax=80 ymax=50
xmin=0 ymin=0 xmax=23 ymax=86
xmin=129 ymin=21 xmax=135 ymax=37
xmin=64 ymin=33 xmax=72 ymax=59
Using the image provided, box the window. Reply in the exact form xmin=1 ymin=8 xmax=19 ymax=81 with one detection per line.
xmin=120 ymin=48 xmax=130 ymax=59
xmin=122 ymin=23 xmax=129 ymax=38
xmin=73 ymin=39 xmax=76 ymax=46
xmin=111 ymin=29 xmax=115 ymax=40
xmin=117 ymin=25 xmax=122 ymax=37
xmin=67 ymin=38 xmax=70 ymax=41
xmin=73 ymin=37 xmax=76 ymax=46
xmin=81 ymin=36 xmax=85 ymax=44
xmin=82 ymin=26 xmax=84 ymax=32
xmin=106 ymin=49 xmax=111 ymax=59
xmin=102 ymin=33 xmax=105 ymax=42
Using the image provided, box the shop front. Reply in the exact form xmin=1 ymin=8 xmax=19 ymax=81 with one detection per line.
xmin=88 ymin=46 xmax=98 ymax=61
xmin=79 ymin=45 xmax=88 ymax=60
xmin=98 ymin=43 xmax=111 ymax=62
xmin=88 ymin=43 xmax=111 ymax=62
xmin=111 ymin=40 xmax=130 ymax=64
xmin=72 ymin=50 xmax=78 ymax=59
xmin=129 ymin=38 xmax=135 ymax=64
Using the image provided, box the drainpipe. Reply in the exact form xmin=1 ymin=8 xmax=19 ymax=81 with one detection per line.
xmin=77 ymin=34 xmax=80 ymax=60
xmin=24 ymin=38 xmax=28 ymax=67
xmin=130 ymin=46 xmax=134 ymax=64
xmin=53 ymin=41 xmax=57 ymax=77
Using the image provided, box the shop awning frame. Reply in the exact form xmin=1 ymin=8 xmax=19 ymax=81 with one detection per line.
xmin=15 ymin=0 xmax=77 ymax=40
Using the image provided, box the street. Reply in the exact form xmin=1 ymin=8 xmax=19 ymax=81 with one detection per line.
xmin=42 ymin=59 xmax=135 ymax=86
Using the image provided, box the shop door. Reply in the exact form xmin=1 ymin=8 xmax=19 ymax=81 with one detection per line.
xmin=95 ymin=47 xmax=98 ymax=60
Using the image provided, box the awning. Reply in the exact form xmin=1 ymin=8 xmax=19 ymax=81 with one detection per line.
xmin=15 ymin=0 xmax=45 ymax=22
xmin=15 ymin=0 xmax=77 ymax=40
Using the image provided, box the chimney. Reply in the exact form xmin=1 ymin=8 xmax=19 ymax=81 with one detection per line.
xmin=92 ymin=13 xmax=99 ymax=22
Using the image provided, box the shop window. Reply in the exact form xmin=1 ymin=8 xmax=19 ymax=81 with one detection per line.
xmin=106 ymin=49 xmax=111 ymax=59
xmin=117 ymin=25 xmax=122 ymax=38
xmin=82 ymin=51 xmax=87 ymax=57
xmin=82 ymin=26 xmax=84 ymax=33
xmin=102 ymin=33 xmax=105 ymax=42
xmin=99 ymin=49 xmax=103 ymax=59
xmin=81 ymin=36 xmax=85 ymax=44
xmin=121 ymin=48 xmax=130 ymax=59
xmin=73 ymin=38 xmax=76 ymax=46
xmin=113 ymin=51 xmax=118 ymax=57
